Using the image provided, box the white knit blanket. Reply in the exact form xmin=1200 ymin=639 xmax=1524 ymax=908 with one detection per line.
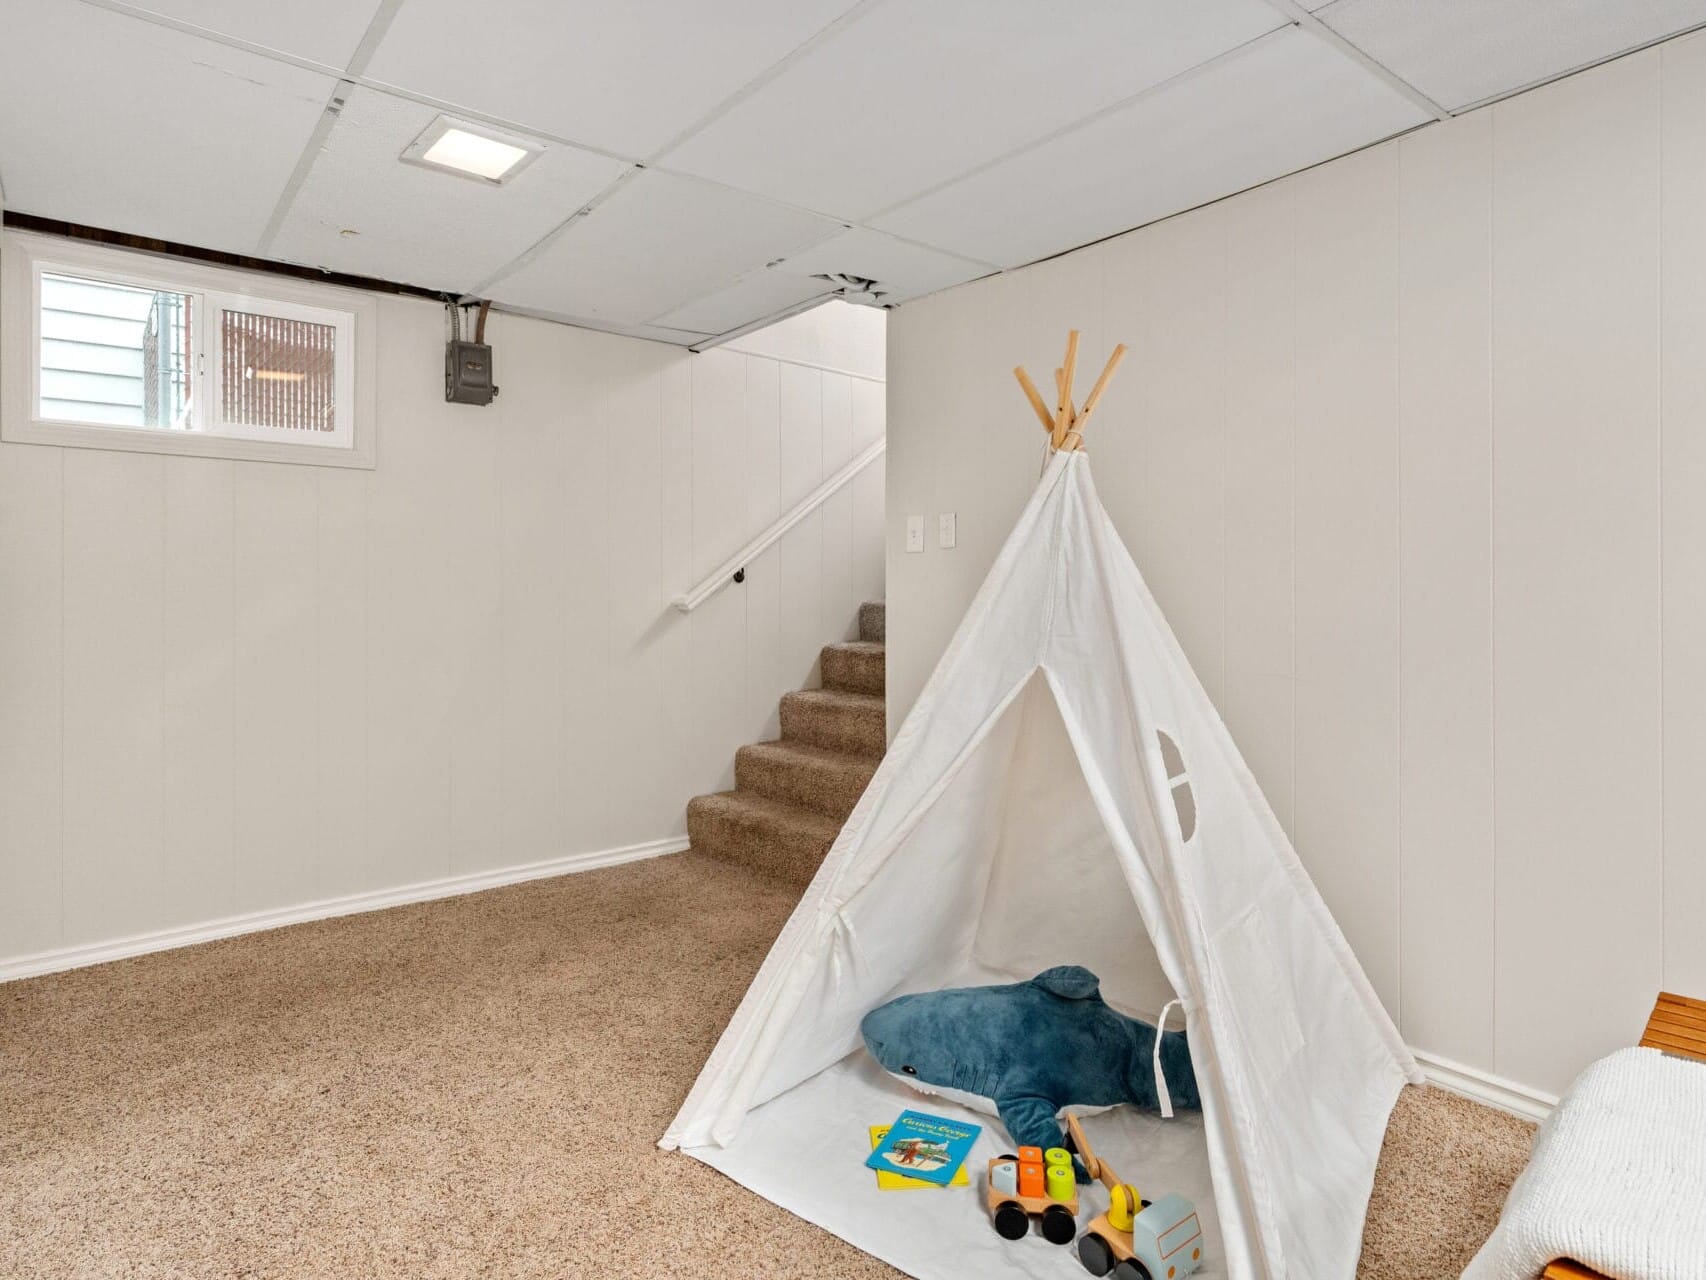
xmin=1461 ymin=1047 xmax=1706 ymax=1280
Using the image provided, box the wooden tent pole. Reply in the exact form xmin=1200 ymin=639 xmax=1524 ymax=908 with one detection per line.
xmin=1054 ymin=330 xmax=1081 ymax=447
xmin=1015 ymin=332 xmax=1125 ymax=451
xmin=1075 ymin=343 xmax=1128 ymax=433
xmin=1013 ymin=366 xmax=1054 ymax=432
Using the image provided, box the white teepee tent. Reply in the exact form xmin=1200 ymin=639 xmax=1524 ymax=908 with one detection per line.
xmin=662 ymin=335 xmax=1420 ymax=1280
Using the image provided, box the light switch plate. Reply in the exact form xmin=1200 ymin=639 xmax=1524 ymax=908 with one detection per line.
xmin=938 ymin=512 xmax=956 ymax=549
xmin=905 ymin=515 xmax=925 ymax=553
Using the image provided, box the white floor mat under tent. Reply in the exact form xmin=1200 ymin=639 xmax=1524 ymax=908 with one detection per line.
xmin=663 ymin=340 xmax=1420 ymax=1279
xmin=689 ymin=1049 xmax=1226 ymax=1280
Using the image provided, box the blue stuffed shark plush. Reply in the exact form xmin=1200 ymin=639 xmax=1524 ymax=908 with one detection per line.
xmin=859 ymin=965 xmax=1198 ymax=1175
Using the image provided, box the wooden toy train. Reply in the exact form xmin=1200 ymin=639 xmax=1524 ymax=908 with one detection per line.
xmin=984 ymin=1114 xmax=1204 ymax=1280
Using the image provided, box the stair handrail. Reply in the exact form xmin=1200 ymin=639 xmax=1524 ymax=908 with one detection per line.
xmin=672 ymin=437 xmax=885 ymax=613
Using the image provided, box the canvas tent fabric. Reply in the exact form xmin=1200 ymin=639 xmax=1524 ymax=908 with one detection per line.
xmin=662 ymin=448 xmax=1421 ymax=1280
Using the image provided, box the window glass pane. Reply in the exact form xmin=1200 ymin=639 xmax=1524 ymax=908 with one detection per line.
xmin=39 ymin=272 xmax=193 ymax=428
xmin=220 ymin=308 xmax=337 ymax=437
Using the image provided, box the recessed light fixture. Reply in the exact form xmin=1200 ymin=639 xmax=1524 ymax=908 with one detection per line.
xmin=401 ymin=115 xmax=543 ymax=186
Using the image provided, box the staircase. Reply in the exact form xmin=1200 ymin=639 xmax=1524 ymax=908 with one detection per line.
xmin=687 ymin=601 xmax=886 ymax=889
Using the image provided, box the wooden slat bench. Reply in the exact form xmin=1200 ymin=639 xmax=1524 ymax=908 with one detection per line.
xmin=1538 ymin=991 xmax=1706 ymax=1280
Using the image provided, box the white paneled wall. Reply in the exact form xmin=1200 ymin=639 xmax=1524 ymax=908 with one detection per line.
xmin=0 ymin=277 xmax=884 ymax=975
xmin=886 ymin=36 xmax=1706 ymax=1098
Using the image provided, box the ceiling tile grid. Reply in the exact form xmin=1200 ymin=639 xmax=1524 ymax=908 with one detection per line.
xmin=772 ymin=227 xmax=993 ymax=305
xmin=269 ymin=86 xmax=629 ymax=296
xmin=870 ymin=26 xmax=1430 ymax=270
xmin=653 ymin=270 xmax=833 ymax=336
xmin=360 ymin=0 xmax=864 ymax=160
xmin=487 ymin=169 xmax=843 ymax=327
xmin=0 ymin=1 xmax=336 ymax=256
xmin=657 ymin=0 xmax=1289 ymax=221
xmin=109 ymin=0 xmax=382 ymax=69
xmin=9 ymin=0 xmax=1706 ymax=343
xmin=1316 ymin=0 xmax=1706 ymax=111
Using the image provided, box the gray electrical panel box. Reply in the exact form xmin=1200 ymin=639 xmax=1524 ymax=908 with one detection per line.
xmin=445 ymin=340 xmax=497 ymax=405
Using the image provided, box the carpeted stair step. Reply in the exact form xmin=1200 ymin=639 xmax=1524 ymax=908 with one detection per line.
xmin=821 ymin=640 xmax=885 ymax=696
xmin=859 ymin=600 xmax=885 ymax=644
xmin=686 ymin=790 xmax=843 ymax=888
xmin=735 ymin=739 xmax=879 ymax=821
xmin=780 ymin=688 xmax=886 ymax=758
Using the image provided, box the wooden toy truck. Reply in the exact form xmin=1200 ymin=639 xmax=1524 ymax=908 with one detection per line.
xmin=985 ymin=1141 xmax=1079 ymax=1245
xmin=1064 ymin=1114 xmax=1205 ymax=1280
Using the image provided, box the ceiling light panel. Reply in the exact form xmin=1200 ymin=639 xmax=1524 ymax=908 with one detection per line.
xmin=1315 ymin=0 xmax=1706 ymax=111
xmin=272 ymin=89 xmax=627 ymax=294
xmin=659 ymin=0 xmax=1288 ymax=221
xmin=362 ymin=0 xmax=860 ymax=158
xmin=873 ymin=26 xmax=1429 ymax=269
xmin=0 ymin=2 xmax=334 ymax=255
xmin=490 ymin=170 xmax=841 ymax=327
xmin=403 ymin=115 xmax=544 ymax=184
xmin=422 ymin=129 xmax=529 ymax=180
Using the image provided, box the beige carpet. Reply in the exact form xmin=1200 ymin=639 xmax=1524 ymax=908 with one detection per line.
xmin=0 ymin=850 xmax=1533 ymax=1279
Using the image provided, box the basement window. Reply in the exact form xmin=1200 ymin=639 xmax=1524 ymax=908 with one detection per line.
xmin=2 ymin=232 xmax=375 ymax=468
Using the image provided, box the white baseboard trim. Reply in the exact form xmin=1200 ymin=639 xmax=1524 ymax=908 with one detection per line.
xmin=1412 ymin=1047 xmax=1559 ymax=1122
xmin=0 ymin=836 xmax=691 ymax=984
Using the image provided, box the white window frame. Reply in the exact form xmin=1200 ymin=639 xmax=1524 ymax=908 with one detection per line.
xmin=2 ymin=231 xmax=377 ymax=469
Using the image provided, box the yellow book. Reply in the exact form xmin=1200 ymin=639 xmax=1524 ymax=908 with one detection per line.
xmin=870 ymin=1124 xmax=971 ymax=1190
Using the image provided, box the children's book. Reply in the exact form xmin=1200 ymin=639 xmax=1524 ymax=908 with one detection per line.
xmin=869 ymin=1125 xmax=971 ymax=1189
xmin=864 ymin=1110 xmax=980 ymax=1187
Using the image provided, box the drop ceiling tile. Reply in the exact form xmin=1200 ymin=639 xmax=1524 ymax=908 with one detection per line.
xmin=490 ymin=170 xmax=841 ymax=327
xmin=363 ymin=0 xmax=859 ymax=159
xmin=528 ymin=313 xmax=716 ymax=346
xmin=1316 ymin=0 xmax=1706 ymax=111
xmin=873 ymin=27 xmax=1429 ymax=270
xmin=0 ymin=3 xmax=335 ymax=254
xmin=486 ymin=304 xmax=713 ymax=347
xmin=774 ymin=227 xmax=991 ymax=305
xmin=111 ymin=0 xmax=380 ymax=68
xmin=661 ymin=0 xmax=1287 ymax=221
xmin=270 ymin=88 xmax=627 ymax=295
xmin=652 ymin=271 xmax=831 ymax=335
xmin=623 ymin=323 xmax=716 ymax=347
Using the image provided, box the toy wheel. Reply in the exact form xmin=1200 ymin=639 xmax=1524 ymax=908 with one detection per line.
xmin=1040 ymin=1204 xmax=1076 ymax=1245
xmin=993 ymin=1201 xmax=1030 ymax=1241
xmin=1111 ymin=1261 xmax=1152 ymax=1280
xmin=1077 ymin=1231 xmax=1114 ymax=1276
